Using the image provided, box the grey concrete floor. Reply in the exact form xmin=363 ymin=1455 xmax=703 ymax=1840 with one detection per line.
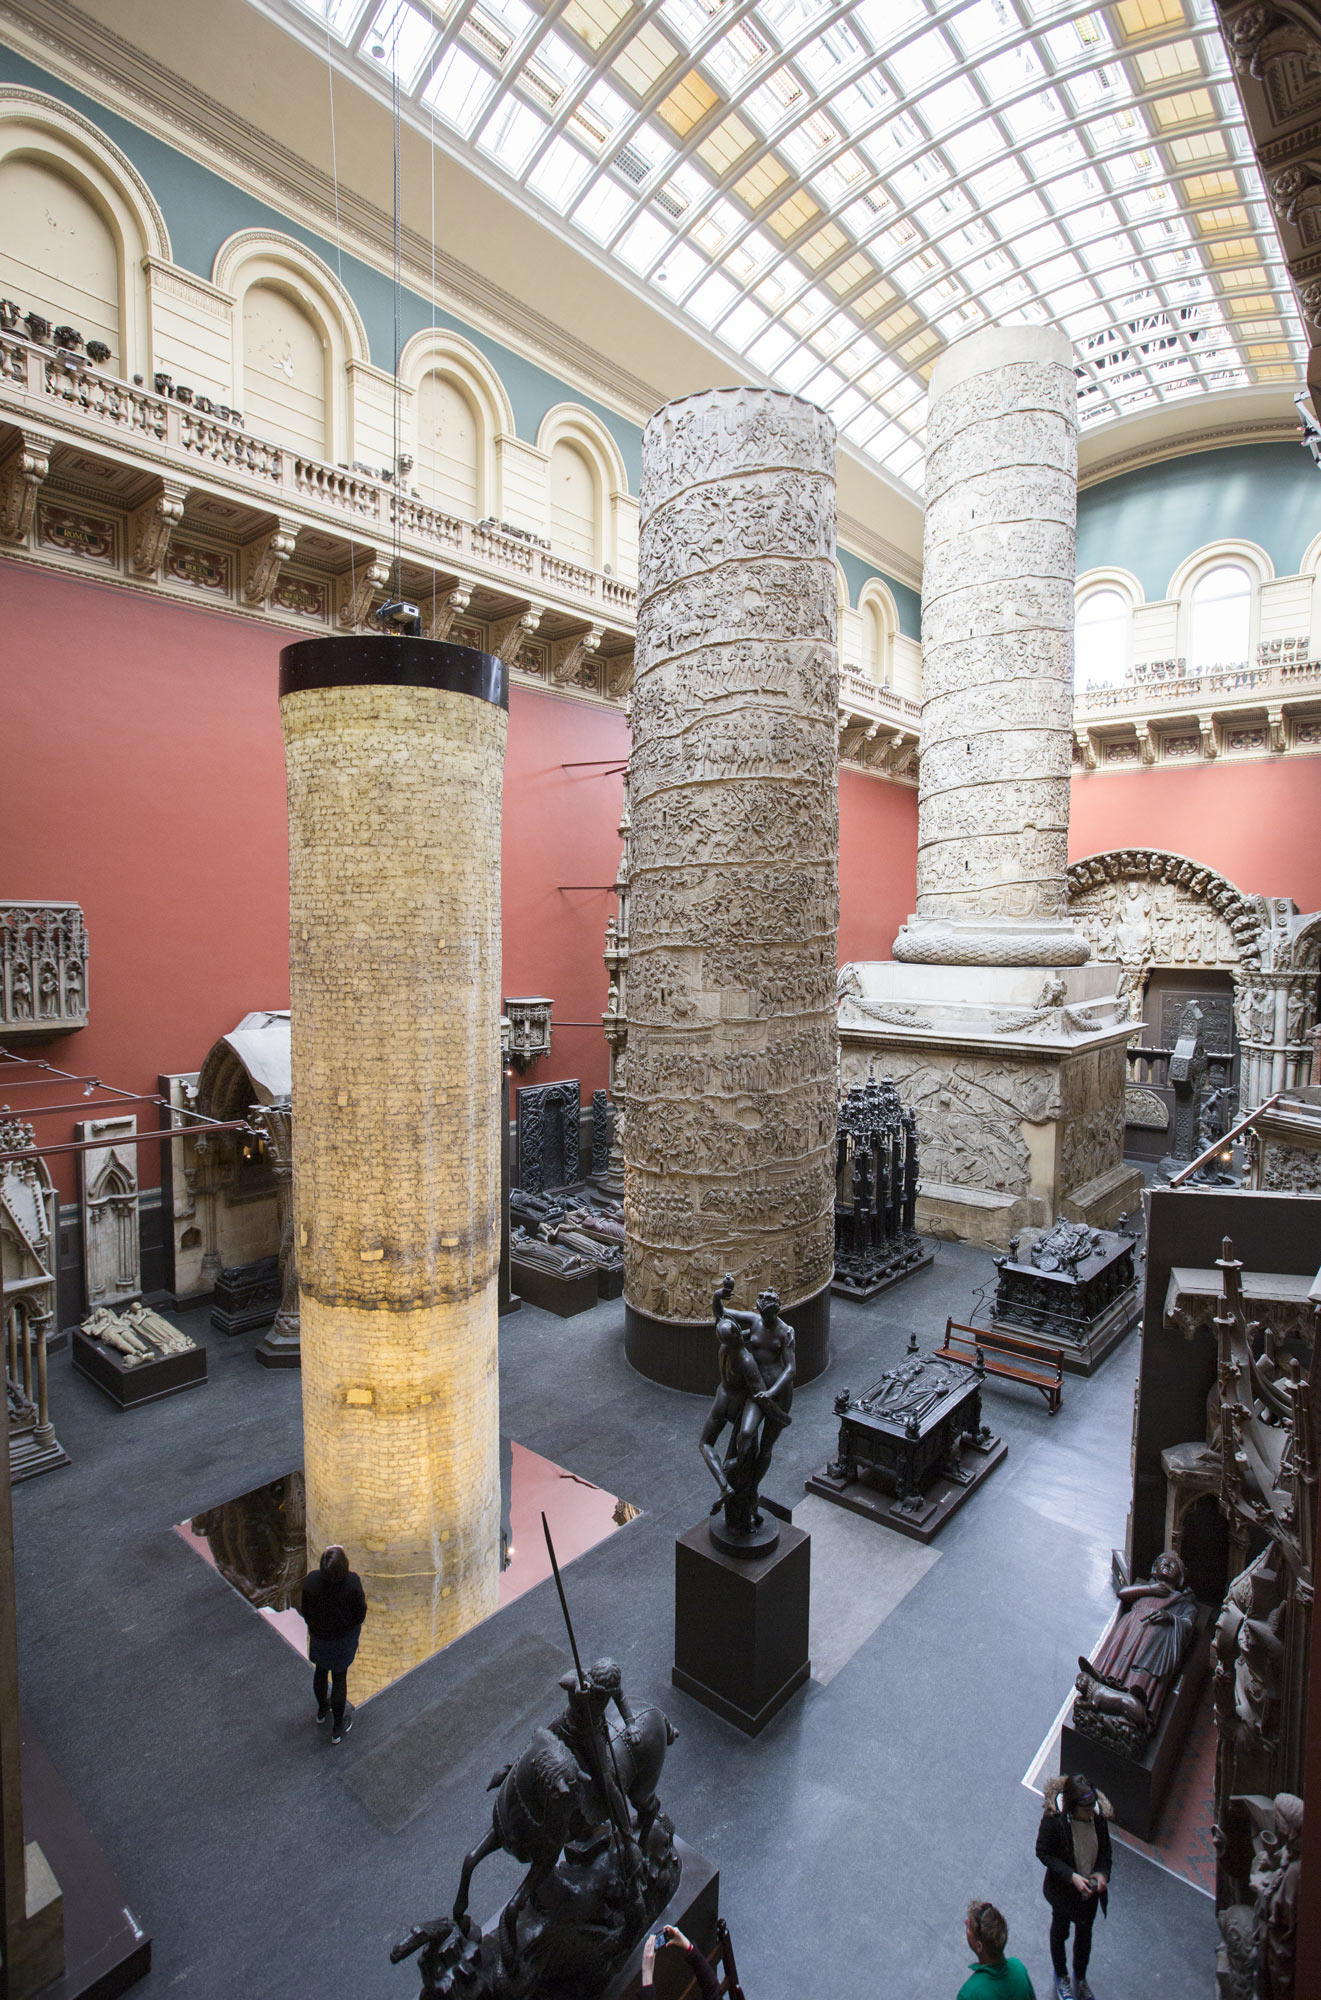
xmin=14 ymin=1240 xmax=1217 ymax=1999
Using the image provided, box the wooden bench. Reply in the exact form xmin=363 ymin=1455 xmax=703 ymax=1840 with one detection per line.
xmin=933 ymin=1318 xmax=1064 ymax=1416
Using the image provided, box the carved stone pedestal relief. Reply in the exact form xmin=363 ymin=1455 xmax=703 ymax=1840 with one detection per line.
xmin=838 ymin=327 xmax=1139 ymax=1248
xmin=76 ymin=1115 xmax=141 ymax=1310
xmin=623 ymin=387 xmax=839 ymax=1389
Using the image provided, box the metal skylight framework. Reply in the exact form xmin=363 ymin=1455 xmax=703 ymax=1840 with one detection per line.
xmin=265 ymin=0 xmax=1305 ymax=492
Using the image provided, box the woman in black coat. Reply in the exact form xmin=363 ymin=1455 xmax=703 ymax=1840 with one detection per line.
xmin=1036 ymin=1773 xmax=1112 ymax=2000
xmin=297 ymin=1545 xmax=367 ymax=1744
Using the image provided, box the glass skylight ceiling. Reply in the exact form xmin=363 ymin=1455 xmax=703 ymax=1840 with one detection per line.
xmin=272 ymin=0 xmax=1304 ymax=492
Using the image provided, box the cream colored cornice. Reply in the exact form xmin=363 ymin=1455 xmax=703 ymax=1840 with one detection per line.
xmin=1078 ymin=417 xmax=1301 ymax=489
xmin=836 ymin=511 xmax=921 ymax=591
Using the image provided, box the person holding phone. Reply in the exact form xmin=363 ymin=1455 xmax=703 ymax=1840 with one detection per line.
xmin=641 ymin=1924 xmax=720 ymax=1997
xmin=1036 ymin=1773 xmax=1112 ymax=2000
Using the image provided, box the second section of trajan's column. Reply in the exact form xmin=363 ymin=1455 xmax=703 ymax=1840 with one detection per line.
xmin=623 ymin=387 xmax=840 ymax=1392
xmin=281 ymin=635 xmax=506 ymax=1700
xmin=896 ymin=323 xmax=1085 ymax=966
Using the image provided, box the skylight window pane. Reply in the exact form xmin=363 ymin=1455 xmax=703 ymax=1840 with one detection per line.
xmin=615 ymin=211 xmax=673 ymax=273
xmin=949 ymin=0 xmax=1012 ymax=59
xmin=772 ymin=348 xmax=820 ymax=392
xmin=574 ymin=176 xmax=633 ymax=242
xmin=584 ymin=79 xmax=630 ymax=132
xmin=944 ymin=121 xmax=1005 ymax=172
xmin=422 ymin=45 xmax=494 ymax=134
xmin=747 ymin=324 xmax=796 ymax=372
xmin=362 ymin=1 xmax=438 ymax=91
xmin=888 ymin=29 xmax=954 ymax=92
xmin=527 ymin=136 xmax=593 ymax=210
xmin=651 ymin=242 xmax=705 ymax=298
xmin=292 ymin=0 xmax=366 ymax=36
xmin=802 ymin=364 xmax=847 ymax=404
xmin=536 ymin=32 xmax=589 ymax=91
xmin=476 ymin=97 xmax=549 ymax=175
xmin=687 ymin=271 xmax=739 ymax=326
xmin=718 ymin=299 xmax=771 ymax=351
xmin=1003 ymin=90 xmax=1063 ymax=141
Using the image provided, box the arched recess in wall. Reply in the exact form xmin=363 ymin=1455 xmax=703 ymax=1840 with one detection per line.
xmin=536 ymin=405 xmax=629 ymax=571
xmin=398 ymin=329 xmax=513 ymax=521
xmin=1168 ymin=540 xmax=1273 ymax=674
xmin=1074 ymin=566 xmax=1142 ymax=688
xmin=1298 ymin=529 xmax=1321 ymax=650
xmin=0 ymin=88 xmax=170 ymax=379
xmin=213 ymin=231 xmax=368 ymax=464
xmin=858 ymin=578 xmax=899 ymax=687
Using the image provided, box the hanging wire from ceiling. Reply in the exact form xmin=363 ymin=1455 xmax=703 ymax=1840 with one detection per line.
xmin=324 ymin=13 xmax=358 ymax=622
xmin=389 ymin=3 xmax=405 ymax=607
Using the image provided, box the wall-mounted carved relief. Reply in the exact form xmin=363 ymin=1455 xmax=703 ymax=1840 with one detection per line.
xmin=77 ymin=1114 xmax=141 ymax=1310
xmin=1 ymin=901 xmax=87 ymax=1034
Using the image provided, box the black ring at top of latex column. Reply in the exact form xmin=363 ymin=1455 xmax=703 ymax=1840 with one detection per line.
xmin=279 ymin=636 xmax=508 ymax=710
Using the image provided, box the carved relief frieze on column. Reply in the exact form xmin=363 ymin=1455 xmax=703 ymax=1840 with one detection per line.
xmin=0 ymin=429 xmax=52 ymax=544
xmin=896 ymin=326 xmax=1085 ymax=966
xmin=623 ymin=386 xmax=840 ymax=1390
xmin=129 ymin=478 xmax=188 ymax=579
xmin=241 ymin=518 xmax=299 ymax=606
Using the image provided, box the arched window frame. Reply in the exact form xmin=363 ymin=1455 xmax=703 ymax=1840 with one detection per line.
xmin=858 ymin=577 xmax=900 ymax=687
xmin=0 ymin=87 xmax=170 ymax=380
xmin=1168 ymin=540 xmax=1273 ymax=675
xmin=536 ymin=404 xmax=630 ymax=572
xmin=1074 ymin=567 xmax=1142 ymax=688
xmin=1297 ymin=529 xmax=1321 ymax=657
xmin=398 ymin=328 xmax=513 ymax=520
xmin=212 ymin=230 xmax=368 ymax=465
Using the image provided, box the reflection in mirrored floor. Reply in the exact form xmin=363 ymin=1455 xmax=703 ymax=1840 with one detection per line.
xmin=175 ymin=1441 xmax=639 ymax=1701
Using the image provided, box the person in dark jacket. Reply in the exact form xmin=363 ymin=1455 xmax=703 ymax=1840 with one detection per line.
xmin=1036 ymin=1773 xmax=1112 ymax=2000
xmin=297 ymin=1544 xmax=367 ymax=1744
xmin=641 ymin=1924 xmax=719 ymax=1998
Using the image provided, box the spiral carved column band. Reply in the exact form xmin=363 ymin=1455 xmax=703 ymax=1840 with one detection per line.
xmin=895 ymin=324 xmax=1088 ymax=967
xmin=623 ymin=387 xmax=840 ymax=1390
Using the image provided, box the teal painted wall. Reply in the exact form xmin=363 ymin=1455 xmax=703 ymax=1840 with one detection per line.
xmin=837 ymin=545 xmax=921 ymax=638
xmin=1077 ymin=442 xmax=1321 ymax=598
xmin=0 ymin=43 xmax=915 ymax=602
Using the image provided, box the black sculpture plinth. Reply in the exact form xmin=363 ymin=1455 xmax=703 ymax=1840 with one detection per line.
xmin=805 ymin=1354 xmax=1005 ymax=1544
xmin=600 ymin=1841 xmax=719 ymax=2000
xmin=673 ymin=1517 xmax=810 ymax=1735
xmin=209 ymin=1255 xmax=280 ymax=1335
xmin=1060 ymin=1605 xmax=1212 ymax=1841
xmin=254 ymin=1329 xmax=301 ymax=1370
xmin=991 ymin=1225 xmax=1138 ymax=1375
xmin=72 ymin=1327 xmax=207 ymax=1409
xmin=511 ymin=1256 xmax=598 ymax=1318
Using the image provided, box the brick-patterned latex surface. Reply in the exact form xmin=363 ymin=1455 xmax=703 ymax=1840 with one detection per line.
xmin=282 ymin=681 xmax=505 ymax=1697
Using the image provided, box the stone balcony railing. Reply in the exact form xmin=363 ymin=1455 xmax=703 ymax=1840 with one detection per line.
xmin=1076 ymin=656 xmax=1321 ymax=719
xmin=1074 ymin=649 xmax=1321 ymax=766
xmin=0 ymin=332 xmax=638 ymax=626
xmin=837 ymin=664 xmax=922 ymax=778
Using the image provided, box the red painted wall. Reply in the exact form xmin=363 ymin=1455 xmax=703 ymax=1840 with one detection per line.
xmin=1069 ymin=761 xmax=1321 ymax=910
xmin=838 ymin=765 xmax=918 ymax=963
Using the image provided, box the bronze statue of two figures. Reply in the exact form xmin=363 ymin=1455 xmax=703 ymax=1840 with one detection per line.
xmin=699 ymin=1274 xmax=797 ymax=1558
xmin=393 ymin=1657 xmax=680 ymax=2000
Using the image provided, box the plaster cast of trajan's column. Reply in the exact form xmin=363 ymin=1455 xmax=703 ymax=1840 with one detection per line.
xmin=623 ymin=387 xmax=839 ymax=1390
xmin=280 ymin=636 xmax=506 ymax=1699
xmin=895 ymin=323 xmax=1087 ymax=966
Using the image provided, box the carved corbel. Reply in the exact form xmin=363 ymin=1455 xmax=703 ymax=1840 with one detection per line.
xmin=550 ymin=623 xmax=605 ymax=687
xmin=888 ymin=735 xmax=919 ymax=778
xmin=1268 ymin=705 xmax=1287 ymax=754
xmin=603 ymin=650 xmax=634 ymax=698
xmin=1075 ymin=726 xmax=1097 ymax=772
xmin=1136 ymin=721 xmax=1157 ymax=766
xmin=336 ymin=554 xmax=391 ymax=629
xmin=128 ymin=478 xmax=188 ymax=578
xmin=838 ymin=717 xmax=871 ymax=761
xmin=241 ymin=519 xmax=299 ymax=605
xmin=1198 ymin=711 xmax=1219 ymax=760
xmin=490 ymin=604 xmax=543 ymax=665
xmin=0 ymin=430 xmax=52 ymax=543
xmin=420 ymin=583 xmax=471 ymax=642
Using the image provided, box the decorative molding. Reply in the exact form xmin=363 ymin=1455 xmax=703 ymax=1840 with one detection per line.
xmin=240 ymin=518 xmax=298 ymax=605
xmin=0 ymin=82 xmax=171 ymax=259
xmin=420 ymin=583 xmax=470 ymax=642
xmin=490 ymin=604 xmax=543 ymax=664
xmin=335 ymin=552 xmax=389 ymax=629
xmin=1078 ymin=418 xmax=1301 ymax=489
xmin=835 ymin=508 xmax=922 ymax=592
xmin=0 ymin=427 xmax=51 ymax=542
xmin=549 ymin=623 xmax=604 ymax=687
xmin=128 ymin=477 xmax=187 ymax=577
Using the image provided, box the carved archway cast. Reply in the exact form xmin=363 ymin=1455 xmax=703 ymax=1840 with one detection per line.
xmin=1065 ymin=848 xmax=1318 ymax=1110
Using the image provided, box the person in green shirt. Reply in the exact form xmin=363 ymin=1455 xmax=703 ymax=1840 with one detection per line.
xmin=958 ymin=1900 xmax=1037 ymax=2000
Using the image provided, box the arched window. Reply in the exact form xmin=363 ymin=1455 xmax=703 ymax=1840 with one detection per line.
xmin=0 ymin=156 xmax=121 ymax=367
xmin=548 ymin=438 xmax=599 ymax=563
xmin=1188 ymin=563 xmax=1252 ymax=673
xmin=1076 ymin=587 xmax=1129 ymax=689
xmin=416 ymin=371 xmax=481 ymax=518
xmin=241 ymin=282 xmax=329 ymax=459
